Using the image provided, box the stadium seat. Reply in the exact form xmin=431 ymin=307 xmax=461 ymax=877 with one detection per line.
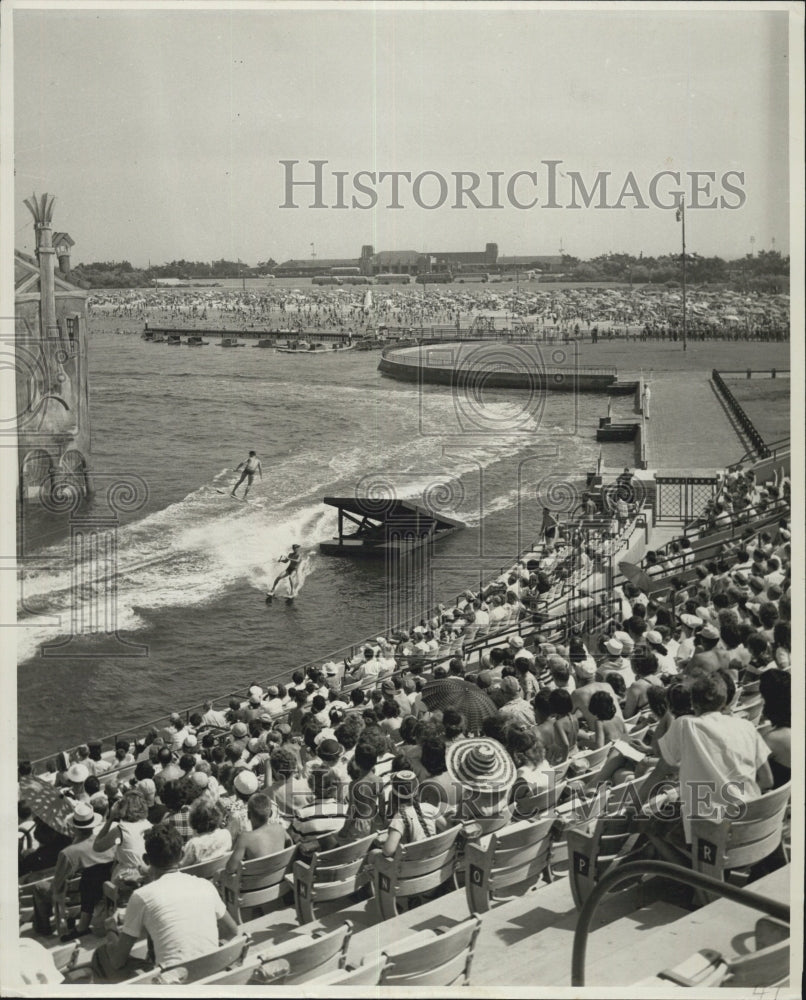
xmin=53 ymin=874 xmax=83 ymax=938
xmin=179 ymin=852 xmax=231 ymax=882
xmin=120 ymin=933 xmax=250 ymax=984
xmin=633 ymin=916 xmax=790 ymax=988
xmin=219 ymin=844 xmax=297 ymax=923
xmin=193 ymin=957 xmax=289 ymax=986
xmin=371 ymin=825 xmax=462 ymax=919
xmin=255 ymin=920 xmax=353 ymax=984
xmin=688 ymin=783 xmax=791 ymax=898
xmin=567 ymin=743 xmax=614 ymax=788
xmin=379 ymin=915 xmax=483 ymax=986
xmin=304 ymin=955 xmax=387 ymax=986
xmin=291 ymin=833 xmax=376 ymax=924
xmin=465 ymin=814 xmax=556 ymax=913
xmin=512 ymin=777 xmax=568 ymax=820
xmin=566 ymin=810 xmax=645 ymax=910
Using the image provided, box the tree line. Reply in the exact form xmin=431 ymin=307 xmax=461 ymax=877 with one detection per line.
xmin=65 ymin=250 xmax=788 ymax=291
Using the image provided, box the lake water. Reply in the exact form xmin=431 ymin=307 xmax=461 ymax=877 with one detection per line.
xmin=16 ymin=332 xmax=627 ymax=760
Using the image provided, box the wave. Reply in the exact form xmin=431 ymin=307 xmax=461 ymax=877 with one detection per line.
xmin=16 ymin=483 xmax=338 ymax=663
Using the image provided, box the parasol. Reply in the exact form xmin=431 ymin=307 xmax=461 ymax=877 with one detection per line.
xmin=617 ymin=560 xmax=672 ymax=601
xmin=420 ymin=678 xmax=498 ymax=733
xmin=18 ymin=776 xmax=74 ymax=835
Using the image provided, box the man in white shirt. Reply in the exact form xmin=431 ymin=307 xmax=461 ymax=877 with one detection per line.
xmin=91 ymin=825 xmax=239 ymax=982
xmin=346 ymin=647 xmax=380 ymax=684
xmin=200 ymin=701 xmax=229 ymax=730
xmin=675 ymin=614 xmax=701 ymax=668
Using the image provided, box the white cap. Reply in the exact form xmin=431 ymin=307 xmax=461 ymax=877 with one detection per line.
xmin=233 ymin=770 xmax=259 ymax=796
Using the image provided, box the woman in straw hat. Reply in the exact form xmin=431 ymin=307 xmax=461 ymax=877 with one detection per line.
xmin=445 ymin=738 xmax=517 ymax=835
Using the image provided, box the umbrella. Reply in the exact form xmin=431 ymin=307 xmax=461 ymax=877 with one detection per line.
xmin=420 ymin=678 xmax=498 ymax=733
xmin=18 ymin=775 xmax=74 ymax=835
xmin=617 ymin=560 xmax=673 ymax=601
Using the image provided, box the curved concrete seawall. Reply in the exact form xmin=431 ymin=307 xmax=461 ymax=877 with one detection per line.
xmin=378 ymin=341 xmax=636 ymax=393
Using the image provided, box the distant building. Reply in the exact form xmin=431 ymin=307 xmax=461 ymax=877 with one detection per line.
xmin=497 ymin=254 xmax=565 ymax=274
xmin=273 ymin=244 xmax=562 ymax=277
xmin=16 ymin=195 xmax=92 ymax=501
xmin=274 ymin=257 xmax=359 ymax=277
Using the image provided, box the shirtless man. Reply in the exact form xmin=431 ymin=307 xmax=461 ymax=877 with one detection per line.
xmin=231 ymin=450 xmax=262 ymax=499
xmin=267 ymin=544 xmax=302 ymax=601
xmin=224 ymin=792 xmax=289 ymax=873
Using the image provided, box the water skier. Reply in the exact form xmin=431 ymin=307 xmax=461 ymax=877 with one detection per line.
xmin=231 ymin=450 xmax=262 ymax=499
xmin=267 ymin=544 xmax=302 ymax=602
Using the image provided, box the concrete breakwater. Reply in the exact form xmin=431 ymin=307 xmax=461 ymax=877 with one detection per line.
xmin=378 ymin=342 xmax=638 ymax=393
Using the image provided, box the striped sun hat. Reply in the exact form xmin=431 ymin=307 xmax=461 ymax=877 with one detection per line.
xmin=445 ymin=738 xmax=516 ymax=794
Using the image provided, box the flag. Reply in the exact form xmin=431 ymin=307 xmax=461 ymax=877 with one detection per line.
xmin=675 ymin=204 xmax=683 ymax=222
xmin=542 ymin=506 xmax=561 ymax=540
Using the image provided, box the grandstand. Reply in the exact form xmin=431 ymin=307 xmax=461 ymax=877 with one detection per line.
xmin=14 ymin=451 xmax=795 ymax=990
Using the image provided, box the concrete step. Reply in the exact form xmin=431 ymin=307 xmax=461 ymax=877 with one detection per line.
xmin=582 ymin=864 xmax=790 ymax=987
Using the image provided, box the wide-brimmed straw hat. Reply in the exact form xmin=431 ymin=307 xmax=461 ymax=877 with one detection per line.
xmin=446 ymin=738 xmax=516 ymax=795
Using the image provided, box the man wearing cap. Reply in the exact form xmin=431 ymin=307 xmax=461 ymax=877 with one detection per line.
xmin=32 ymin=802 xmax=117 ymax=937
xmin=237 ymin=688 xmax=264 ymax=725
xmin=381 ymin=678 xmax=412 ymax=718
xmin=497 ymin=677 xmax=536 ymax=727
xmin=598 ymin=637 xmax=635 ymax=687
xmin=219 ymin=769 xmax=261 ymax=840
xmin=675 ymin=614 xmax=702 ymax=669
xmin=685 ymin=624 xmax=731 ymax=676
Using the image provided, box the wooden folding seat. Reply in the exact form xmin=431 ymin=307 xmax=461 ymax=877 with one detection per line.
xmin=219 ymin=844 xmax=297 ymax=923
xmin=379 ymin=915 xmax=483 ymax=987
xmin=291 ymin=832 xmax=376 ymax=924
xmin=371 ymin=825 xmax=461 ymax=919
xmin=465 ymin=815 xmax=556 ymax=913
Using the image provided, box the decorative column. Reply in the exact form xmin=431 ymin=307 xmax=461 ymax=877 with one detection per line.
xmin=23 ymin=193 xmax=59 ymax=340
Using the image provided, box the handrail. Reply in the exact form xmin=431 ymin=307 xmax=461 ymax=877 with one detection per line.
xmin=728 ymin=437 xmax=790 ymax=472
xmin=712 ymin=369 xmax=770 ymax=458
xmin=571 ymin=859 xmax=790 ymax=987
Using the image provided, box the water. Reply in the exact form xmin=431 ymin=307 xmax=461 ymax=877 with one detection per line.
xmin=17 ymin=333 xmax=624 ymax=760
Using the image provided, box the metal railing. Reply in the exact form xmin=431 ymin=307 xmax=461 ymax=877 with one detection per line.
xmin=711 ymin=369 xmax=771 ymax=458
xmin=571 ymin=859 xmax=790 ymax=987
xmin=728 ymin=437 xmax=790 ymax=472
xmin=716 ymin=368 xmax=789 ymax=378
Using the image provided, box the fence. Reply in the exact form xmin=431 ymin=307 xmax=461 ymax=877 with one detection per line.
xmin=711 ymin=369 xmax=771 ymax=459
xmin=654 ymin=475 xmax=719 ymax=525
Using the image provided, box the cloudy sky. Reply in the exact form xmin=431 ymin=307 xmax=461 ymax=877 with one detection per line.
xmin=12 ymin=3 xmax=792 ymax=266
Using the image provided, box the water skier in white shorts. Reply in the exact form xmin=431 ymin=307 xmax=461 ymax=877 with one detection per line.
xmin=231 ymin=451 xmax=262 ymax=499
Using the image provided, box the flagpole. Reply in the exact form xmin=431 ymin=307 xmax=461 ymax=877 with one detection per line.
xmin=681 ymin=200 xmax=687 ymax=352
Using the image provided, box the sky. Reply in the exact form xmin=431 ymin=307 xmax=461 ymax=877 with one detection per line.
xmin=11 ymin=3 xmax=792 ymax=266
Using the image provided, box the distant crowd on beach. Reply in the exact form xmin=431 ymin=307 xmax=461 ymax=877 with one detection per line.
xmin=87 ymin=285 xmax=790 ymax=341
